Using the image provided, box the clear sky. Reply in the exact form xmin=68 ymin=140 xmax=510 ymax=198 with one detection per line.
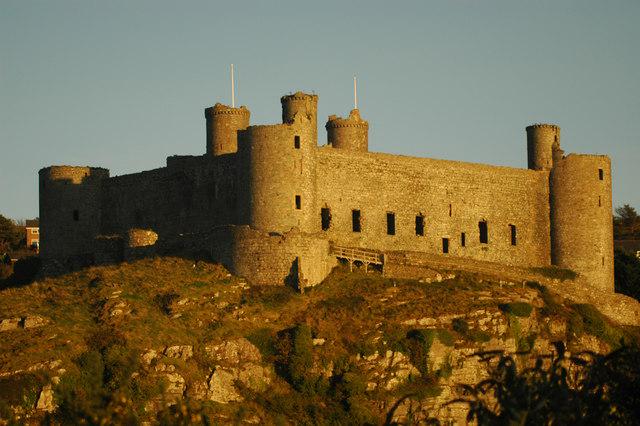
xmin=1 ymin=0 xmax=638 ymax=220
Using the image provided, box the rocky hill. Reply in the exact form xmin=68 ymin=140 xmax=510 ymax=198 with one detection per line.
xmin=0 ymin=257 xmax=638 ymax=425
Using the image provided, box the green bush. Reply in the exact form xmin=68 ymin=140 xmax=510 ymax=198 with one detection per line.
xmin=572 ymin=304 xmax=606 ymax=337
xmin=499 ymin=302 xmax=533 ymax=318
xmin=246 ymin=327 xmax=277 ymax=360
xmin=153 ymin=291 xmax=179 ymax=315
xmin=0 ymin=372 xmax=48 ymax=410
xmin=614 ymin=249 xmax=640 ymax=301
xmin=467 ymin=329 xmax=492 ymax=343
xmin=572 ymin=304 xmax=626 ymax=348
xmin=452 ymin=318 xmax=469 ymax=334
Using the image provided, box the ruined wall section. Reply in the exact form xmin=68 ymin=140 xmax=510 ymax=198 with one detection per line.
xmin=550 ymin=154 xmax=613 ymax=291
xmin=326 ymin=109 xmax=369 ymax=152
xmin=101 ymin=154 xmax=239 ymax=238
xmin=39 ymin=166 xmax=109 ymax=263
xmin=315 ymin=149 xmax=551 ymax=267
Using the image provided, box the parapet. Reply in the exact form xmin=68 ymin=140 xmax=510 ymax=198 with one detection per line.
xmin=526 ymin=123 xmax=560 ymax=171
xmin=39 ymin=166 xmax=110 ymax=184
xmin=326 ymin=109 xmax=369 ymax=152
xmin=204 ymin=103 xmax=250 ymax=156
xmin=280 ymin=92 xmax=318 ymax=125
xmin=204 ymin=103 xmax=250 ymax=118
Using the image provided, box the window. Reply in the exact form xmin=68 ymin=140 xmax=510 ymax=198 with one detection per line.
xmin=294 ymin=135 xmax=301 ymax=149
xmin=598 ymin=168 xmax=604 ymax=180
xmin=352 ymin=210 xmax=361 ymax=233
xmin=295 ymin=195 xmax=301 ymax=210
xmin=386 ymin=212 xmax=396 ymax=235
xmin=461 ymin=232 xmax=466 ymax=247
xmin=73 ymin=210 xmax=79 ymax=221
xmin=321 ymin=207 xmax=331 ymax=231
xmin=442 ymin=238 xmax=449 ymax=254
xmin=415 ymin=215 xmax=424 ymax=236
xmin=598 ymin=196 xmax=602 ymax=207
xmin=509 ymin=224 xmax=517 ymax=246
xmin=449 ymin=204 xmax=452 ymax=217
xmin=479 ymin=220 xmax=488 ymax=244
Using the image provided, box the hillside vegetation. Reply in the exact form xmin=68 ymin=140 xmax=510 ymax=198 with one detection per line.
xmin=0 ymin=257 xmax=638 ymax=425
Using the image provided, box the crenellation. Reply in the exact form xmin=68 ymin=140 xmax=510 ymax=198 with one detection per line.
xmin=38 ymin=90 xmax=614 ymax=291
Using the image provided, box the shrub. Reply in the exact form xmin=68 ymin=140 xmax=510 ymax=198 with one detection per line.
xmin=0 ymin=372 xmax=48 ymax=410
xmin=11 ymin=256 xmax=41 ymax=285
xmin=246 ymin=327 xmax=277 ymax=360
xmin=153 ymin=291 xmax=180 ymax=315
xmin=452 ymin=318 xmax=469 ymax=334
xmin=572 ymin=304 xmax=626 ymax=348
xmin=614 ymin=249 xmax=640 ymax=301
xmin=499 ymin=302 xmax=533 ymax=318
xmin=572 ymin=304 xmax=606 ymax=337
xmin=467 ymin=329 xmax=492 ymax=343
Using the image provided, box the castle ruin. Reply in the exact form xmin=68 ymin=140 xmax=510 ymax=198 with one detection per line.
xmin=38 ymin=92 xmax=614 ymax=291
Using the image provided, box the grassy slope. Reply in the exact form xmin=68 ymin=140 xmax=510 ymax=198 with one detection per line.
xmin=0 ymin=257 xmax=637 ymax=423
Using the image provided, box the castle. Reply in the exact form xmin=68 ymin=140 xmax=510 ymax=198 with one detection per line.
xmin=38 ymin=91 xmax=614 ymax=291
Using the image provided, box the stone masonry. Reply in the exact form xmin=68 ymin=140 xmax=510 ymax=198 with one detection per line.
xmin=38 ymin=91 xmax=614 ymax=291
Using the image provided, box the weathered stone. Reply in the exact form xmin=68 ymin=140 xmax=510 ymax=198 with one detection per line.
xmin=164 ymin=345 xmax=193 ymax=361
xmin=164 ymin=372 xmax=185 ymax=396
xmin=0 ymin=318 xmax=21 ymax=332
xmin=142 ymin=349 xmax=158 ymax=365
xmin=205 ymin=338 xmax=261 ymax=364
xmin=207 ymin=368 xmax=242 ymax=403
xmin=36 ymin=385 xmax=56 ymax=412
xmin=23 ymin=315 xmax=49 ymax=329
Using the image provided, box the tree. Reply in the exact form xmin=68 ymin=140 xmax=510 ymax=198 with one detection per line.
xmin=0 ymin=214 xmax=21 ymax=252
xmin=614 ymin=204 xmax=640 ymax=239
xmin=455 ymin=344 xmax=640 ymax=425
xmin=614 ymin=249 xmax=640 ymax=301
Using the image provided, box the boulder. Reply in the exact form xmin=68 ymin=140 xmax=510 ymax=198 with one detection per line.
xmin=23 ymin=315 xmax=49 ymax=329
xmin=36 ymin=385 xmax=56 ymax=412
xmin=0 ymin=318 xmax=21 ymax=332
xmin=207 ymin=363 xmax=272 ymax=404
xmin=205 ymin=338 xmax=261 ymax=364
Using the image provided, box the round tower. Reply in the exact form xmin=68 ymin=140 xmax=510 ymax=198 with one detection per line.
xmin=325 ymin=109 xmax=369 ymax=152
xmin=39 ymin=166 xmax=109 ymax=263
xmin=526 ymin=124 xmax=560 ymax=170
xmin=281 ymin=92 xmax=318 ymax=143
xmin=237 ymin=120 xmax=318 ymax=234
xmin=204 ymin=103 xmax=250 ymax=156
xmin=550 ymin=155 xmax=614 ymax=291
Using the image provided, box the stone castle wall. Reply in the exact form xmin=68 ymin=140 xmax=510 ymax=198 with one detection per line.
xmin=314 ymin=148 xmax=552 ymax=267
xmin=38 ymin=90 xmax=614 ymax=290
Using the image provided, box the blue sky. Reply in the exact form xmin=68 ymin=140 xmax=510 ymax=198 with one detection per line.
xmin=1 ymin=0 xmax=638 ymax=220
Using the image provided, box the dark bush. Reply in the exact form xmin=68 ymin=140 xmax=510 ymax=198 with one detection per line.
xmin=572 ymin=304 xmax=606 ymax=337
xmin=11 ymin=256 xmax=41 ymax=285
xmin=153 ymin=291 xmax=180 ymax=315
xmin=499 ymin=302 xmax=533 ymax=318
xmin=452 ymin=318 xmax=469 ymax=334
xmin=614 ymin=249 xmax=640 ymax=301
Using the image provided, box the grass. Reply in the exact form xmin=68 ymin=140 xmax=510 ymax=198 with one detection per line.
xmin=0 ymin=256 xmax=634 ymax=424
xmin=531 ymin=266 xmax=578 ymax=281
